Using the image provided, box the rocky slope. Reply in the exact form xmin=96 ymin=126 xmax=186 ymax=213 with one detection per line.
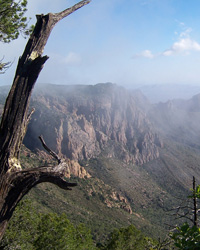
xmin=24 ymin=83 xmax=163 ymax=165
xmin=2 ymin=83 xmax=200 ymax=240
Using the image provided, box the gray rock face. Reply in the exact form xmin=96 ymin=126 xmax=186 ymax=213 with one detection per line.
xmin=24 ymin=83 xmax=163 ymax=165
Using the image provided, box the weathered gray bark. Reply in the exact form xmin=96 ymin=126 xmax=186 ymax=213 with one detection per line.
xmin=0 ymin=0 xmax=91 ymax=240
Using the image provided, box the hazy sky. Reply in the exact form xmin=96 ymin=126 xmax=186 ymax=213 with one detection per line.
xmin=1 ymin=0 xmax=200 ymax=87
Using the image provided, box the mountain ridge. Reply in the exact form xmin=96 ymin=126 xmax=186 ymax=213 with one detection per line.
xmin=25 ymin=83 xmax=163 ymax=165
xmin=1 ymin=83 xmax=200 ymax=240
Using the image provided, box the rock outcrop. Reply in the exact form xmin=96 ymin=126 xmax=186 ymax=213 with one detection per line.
xmin=24 ymin=83 xmax=163 ymax=165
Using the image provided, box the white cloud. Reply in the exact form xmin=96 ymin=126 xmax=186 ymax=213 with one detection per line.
xmin=133 ymin=25 xmax=200 ymax=59
xmin=162 ymin=25 xmax=200 ymax=56
xmin=162 ymin=38 xmax=200 ymax=56
xmin=133 ymin=50 xmax=154 ymax=59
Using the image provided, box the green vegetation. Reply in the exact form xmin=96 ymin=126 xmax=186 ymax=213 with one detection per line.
xmin=0 ymin=199 xmax=97 ymax=250
xmin=0 ymin=199 xmax=165 ymax=250
xmin=0 ymin=0 xmax=33 ymax=73
xmin=0 ymin=0 xmax=31 ymax=43
xmin=170 ymin=223 xmax=200 ymax=250
xmin=0 ymin=199 xmax=39 ymax=249
xmin=11 ymin=144 xmax=200 ymax=249
xmin=34 ymin=214 xmax=95 ymax=250
xmin=1 ymin=145 xmax=200 ymax=249
xmin=102 ymin=225 xmax=156 ymax=250
xmin=17 ymin=145 xmax=181 ymax=243
xmin=169 ymin=181 xmax=200 ymax=250
xmin=18 ymin=146 xmax=159 ymax=244
xmin=3 ymin=185 xmax=200 ymax=250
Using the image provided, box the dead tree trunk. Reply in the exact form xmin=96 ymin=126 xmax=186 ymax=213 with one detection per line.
xmin=0 ymin=0 xmax=91 ymax=240
xmin=193 ymin=176 xmax=198 ymax=227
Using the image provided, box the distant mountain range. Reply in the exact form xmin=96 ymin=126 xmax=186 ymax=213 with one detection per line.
xmin=1 ymin=82 xmax=200 ymax=241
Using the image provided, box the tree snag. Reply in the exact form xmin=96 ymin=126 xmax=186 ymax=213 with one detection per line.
xmin=0 ymin=0 xmax=91 ymax=240
xmin=193 ymin=176 xmax=198 ymax=227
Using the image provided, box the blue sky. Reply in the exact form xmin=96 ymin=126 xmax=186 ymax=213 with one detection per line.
xmin=1 ymin=0 xmax=200 ymax=88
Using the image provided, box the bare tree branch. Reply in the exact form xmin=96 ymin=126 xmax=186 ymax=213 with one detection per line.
xmin=39 ymin=135 xmax=61 ymax=163
xmin=53 ymin=0 xmax=91 ymax=24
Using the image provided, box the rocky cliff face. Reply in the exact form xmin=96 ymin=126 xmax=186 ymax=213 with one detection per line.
xmin=24 ymin=83 xmax=163 ymax=165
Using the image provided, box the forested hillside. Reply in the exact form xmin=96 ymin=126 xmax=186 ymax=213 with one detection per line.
xmin=1 ymin=83 xmax=200 ymax=248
